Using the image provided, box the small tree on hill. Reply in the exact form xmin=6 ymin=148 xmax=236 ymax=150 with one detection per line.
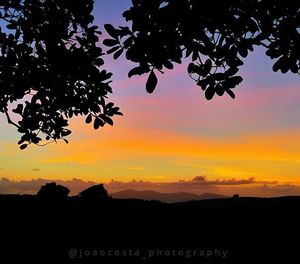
xmin=79 ymin=184 xmax=110 ymax=201
xmin=37 ymin=182 xmax=70 ymax=201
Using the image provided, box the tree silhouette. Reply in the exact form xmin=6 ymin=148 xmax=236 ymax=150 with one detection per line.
xmin=3 ymin=1 xmax=300 ymax=149
xmin=0 ymin=0 xmax=122 ymax=149
xmin=104 ymin=0 xmax=300 ymax=98
xmin=79 ymin=184 xmax=110 ymax=201
xmin=37 ymin=182 xmax=70 ymax=201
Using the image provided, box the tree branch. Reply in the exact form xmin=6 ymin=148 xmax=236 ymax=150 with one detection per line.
xmin=259 ymin=41 xmax=269 ymax=49
xmin=4 ymin=108 xmax=20 ymax=129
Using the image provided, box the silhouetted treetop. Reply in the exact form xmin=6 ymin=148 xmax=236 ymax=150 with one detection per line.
xmin=104 ymin=0 xmax=300 ymax=98
xmin=0 ymin=0 xmax=122 ymax=149
xmin=79 ymin=184 xmax=109 ymax=201
xmin=37 ymin=182 xmax=70 ymax=200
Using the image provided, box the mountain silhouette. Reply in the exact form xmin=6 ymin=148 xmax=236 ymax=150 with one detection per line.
xmin=110 ymin=189 xmax=228 ymax=203
xmin=1 ymin=189 xmax=300 ymax=262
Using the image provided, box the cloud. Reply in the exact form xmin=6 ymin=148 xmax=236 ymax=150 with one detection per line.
xmin=106 ymin=176 xmax=279 ymax=194
xmin=0 ymin=176 xmax=289 ymax=197
xmin=0 ymin=177 xmax=96 ymax=195
xmin=32 ymin=168 xmax=40 ymax=172
xmin=191 ymin=176 xmax=277 ymax=185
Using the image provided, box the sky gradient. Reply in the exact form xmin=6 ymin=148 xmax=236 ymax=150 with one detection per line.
xmin=1 ymin=0 xmax=300 ymax=196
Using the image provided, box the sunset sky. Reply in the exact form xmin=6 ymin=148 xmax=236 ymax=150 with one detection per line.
xmin=1 ymin=0 xmax=300 ymax=196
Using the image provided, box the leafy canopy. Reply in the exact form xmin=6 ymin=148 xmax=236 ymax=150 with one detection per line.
xmin=0 ymin=0 xmax=121 ymax=149
xmin=104 ymin=0 xmax=300 ymax=99
xmin=2 ymin=0 xmax=300 ymax=149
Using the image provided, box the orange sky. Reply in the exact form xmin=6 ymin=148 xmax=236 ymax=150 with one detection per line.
xmin=2 ymin=72 xmax=300 ymax=188
xmin=1 ymin=1 xmax=300 ymax=196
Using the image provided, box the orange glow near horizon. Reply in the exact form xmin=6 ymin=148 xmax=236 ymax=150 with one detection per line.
xmin=2 ymin=115 xmax=300 ymax=186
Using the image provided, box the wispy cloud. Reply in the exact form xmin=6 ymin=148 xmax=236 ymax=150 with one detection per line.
xmin=191 ymin=176 xmax=277 ymax=185
xmin=0 ymin=176 xmax=293 ymax=197
xmin=106 ymin=176 xmax=280 ymax=195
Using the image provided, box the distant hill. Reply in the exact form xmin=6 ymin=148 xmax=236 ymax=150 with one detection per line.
xmin=110 ymin=189 xmax=229 ymax=203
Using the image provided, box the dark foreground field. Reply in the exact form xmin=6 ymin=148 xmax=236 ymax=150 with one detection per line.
xmin=1 ymin=195 xmax=300 ymax=263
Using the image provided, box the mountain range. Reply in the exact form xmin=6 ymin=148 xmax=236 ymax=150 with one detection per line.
xmin=110 ymin=189 xmax=229 ymax=203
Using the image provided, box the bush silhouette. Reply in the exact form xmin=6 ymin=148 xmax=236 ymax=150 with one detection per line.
xmin=79 ymin=184 xmax=110 ymax=201
xmin=37 ymin=182 xmax=70 ymax=201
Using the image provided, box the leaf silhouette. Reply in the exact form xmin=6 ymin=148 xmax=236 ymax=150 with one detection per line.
xmin=113 ymin=49 xmax=123 ymax=60
xmin=103 ymin=39 xmax=119 ymax=47
xmin=85 ymin=114 xmax=92 ymax=124
xmin=226 ymin=89 xmax=236 ymax=99
xmin=205 ymin=86 xmax=215 ymax=100
xmin=101 ymin=115 xmax=114 ymax=126
xmin=94 ymin=118 xmax=102 ymax=130
xmin=146 ymin=71 xmax=158 ymax=93
xmin=20 ymin=144 xmax=28 ymax=150
xmin=104 ymin=24 xmax=119 ymax=39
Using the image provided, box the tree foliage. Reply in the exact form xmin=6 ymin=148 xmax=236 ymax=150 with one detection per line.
xmin=37 ymin=182 xmax=70 ymax=200
xmin=0 ymin=0 xmax=122 ymax=149
xmin=104 ymin=0 xmax=300 ymax=98
xmin=79 ymin=184 xmax=109 ymax=201
xmin=2 ymin=0 xmax=300 ymax=149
